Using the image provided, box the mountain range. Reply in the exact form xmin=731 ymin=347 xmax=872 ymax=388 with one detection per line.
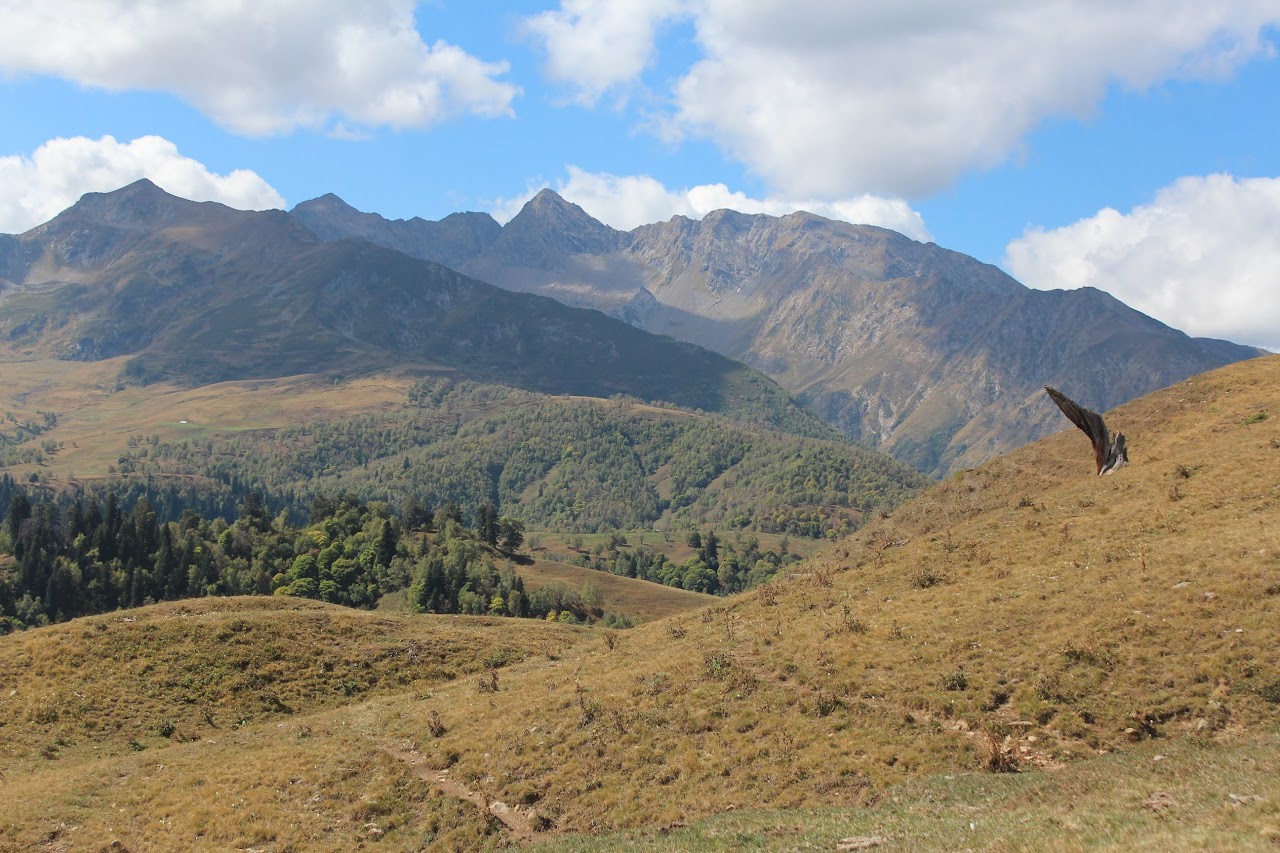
xmin=1 ymin=180 xmax=1265 ymax=482
xmin=0 ymin=180 xmax=938 ymax=541
xmin=0 ymin=180 xmax=821 ymax=437
xmin=293 ymin=191 xmax=1265 ymax=474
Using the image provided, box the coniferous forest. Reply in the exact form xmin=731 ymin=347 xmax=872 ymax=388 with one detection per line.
xmin=0 ymin=479 xmax=614 ymax=632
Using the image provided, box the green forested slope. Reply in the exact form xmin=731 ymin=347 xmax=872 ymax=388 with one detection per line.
xmin=122 ymin=378 xmax=925 ymax=535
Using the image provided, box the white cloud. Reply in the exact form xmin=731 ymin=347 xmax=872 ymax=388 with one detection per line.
xmin=522 ymin=0 xmax=687 ymax=106
xmin=0 ymin=0 xmax=517 ymax=136
xmin=0 ymin=135 xmax=285 ymax=233
xmin=1004 ymin=173 xmax=1280 ymax=350
xmin=490 ymin=166 xmax=933 ymax=241
xmin=525 ymin=0 xmax=1280 ymax=198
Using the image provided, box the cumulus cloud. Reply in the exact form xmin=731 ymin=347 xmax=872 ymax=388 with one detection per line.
xmin=522 ymin=0 xmax=686 ymax=106
xmin=490 ymin=166 xmax=933 ymax=241
xmin=0 ymin=135 xmax=285 ymax=233
xmin=525 ymin=1 xmax=1280 ymax=198
xmin=1004 ymin=173 xmax=1280 ymax=350
xmin=0 ymin=0 xmax=517 ymax=136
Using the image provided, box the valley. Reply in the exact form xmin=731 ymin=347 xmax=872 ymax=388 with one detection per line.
xmin=4 ymin=1 xmax=1276 ymax=848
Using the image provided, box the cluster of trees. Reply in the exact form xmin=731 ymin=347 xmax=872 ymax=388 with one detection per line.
xmin=110 ymin=378 xmax=923 ymax=537
xmin=0 ymin=410 xmax=59 ymax=467
xmin=0 ymin=483 xmax=576 ymax=632
xmin=561 ymin=529 xmax=800 ymax=595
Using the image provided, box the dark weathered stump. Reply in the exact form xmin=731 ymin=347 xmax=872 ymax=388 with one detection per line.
xmin=1045 ymin=386 xmax=1128 ymax=475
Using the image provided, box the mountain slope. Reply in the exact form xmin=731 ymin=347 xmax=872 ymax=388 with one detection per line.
xmin=294 ymin=191 xmax=1266 ymax=474
xmin=362 ymin=354 xmax=1280 ymax=834
xmin=0 ymin=181 xmax=827 ymax=437
xmin=3 ymin=355 xmax=1277 ymax=849
xmin=111 ymin=376 xmax=925 ymax=536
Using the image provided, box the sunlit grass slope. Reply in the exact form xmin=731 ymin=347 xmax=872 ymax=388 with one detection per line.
xmin=371 ymin=354 xmax=1279 ymax=837
xmin=536 ymin=731 xmax=1280 ymax=851
xmin=0 ymin=596 xmax=590 ymax=850
xmin=514 ymin=556 xmax=717 ymax=622
xmin=0 ymin=357 xmax=413 ymax=477
xmin=1 ymin=355 xmax=1277 ymax=850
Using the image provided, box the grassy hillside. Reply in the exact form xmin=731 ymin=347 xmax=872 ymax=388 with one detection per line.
xmin=0 ymin=357 xmax=408 ymax=475
xmin=0 ymin=596 xmax=586 ymax=765
xmin=535 ymin=731 xmax=1280 ymax=850
xmin=513 ymin=556 xmax=718 ymax=623
xmin=2 ymin=355 xmax=1278 ymax=850
xmin=0 ymin=597 xmax=590 ymax=850
xmin=361 ymin=353 xmax=1280 ymax=837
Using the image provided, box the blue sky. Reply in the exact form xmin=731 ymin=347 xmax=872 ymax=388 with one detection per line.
xmin=1 ymin=1 xmax=1278 ymax=348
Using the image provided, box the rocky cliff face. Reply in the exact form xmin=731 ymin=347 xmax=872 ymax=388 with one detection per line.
xmin=289 ymin=190 xmax=1266 ymax=475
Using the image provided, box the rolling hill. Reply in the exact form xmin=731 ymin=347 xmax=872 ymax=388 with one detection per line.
xmin=292 ymin=190 xmax=1266 ymax=475
xmin=0 ymin=360 xmax=926 ymax=546
xmin=99 ymin=376 xmax=925 ymax=535
xmin=2 ymin=354 xmax=1276 ymax=850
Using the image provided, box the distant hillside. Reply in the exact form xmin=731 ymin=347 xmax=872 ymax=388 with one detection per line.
xmin=3 ymin=356 xmax=1277 ymax=850
xmin=0 ymin=180 xmax=826 ymax=438
xmin=47 ymin=375 xmax=925 ymax=538
xmin=292 ymin=190 xmax=1265 ymax=474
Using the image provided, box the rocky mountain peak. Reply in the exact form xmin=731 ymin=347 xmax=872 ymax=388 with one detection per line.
xmin=486 ymin=189 xmax=620 ymax=268
xmin=511 ymin=189 xmax=612 ymax=236
xmin=19 ymin=181 xmax=306 ymax=275
xmin=290 ymin=193 xmax=385 ymax=242
xmin=292 ymin=193 xmax=359 ymax=217
xmin=43 ymin=179 xmax=194 ymax=233
xmin=289 ymin=193 xmax=502 ymax=270
xmin=527 ymin=187 xmax=567 ymax=206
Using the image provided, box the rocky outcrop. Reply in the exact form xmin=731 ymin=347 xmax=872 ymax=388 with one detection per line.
xmin=291 ymin=193 xmax=500 ymax=270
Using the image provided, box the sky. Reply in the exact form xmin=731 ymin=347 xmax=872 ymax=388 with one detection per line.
xmin=1 ymin=1 xmax=1278 ymax=350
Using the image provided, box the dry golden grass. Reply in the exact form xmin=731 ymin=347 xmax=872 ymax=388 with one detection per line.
xmin=515 ymin=556 xmax=717 ymax=622
xmin=0 ymin=358 xmax=416 ymax=477
xmin=365 ymin=354 xmax=1280 ymax=837
xmin=0 ymin=596 xmax=586 ymax=771
xmin=0 ymin=702 xmax=500 ymax=851
xmin=0 ymin=598 xmax=589 ymax=850
xmin=533 ymin=730 xmax=1280 ymax=851
xmin=2 ymin=355 xmax=1278 ymax=850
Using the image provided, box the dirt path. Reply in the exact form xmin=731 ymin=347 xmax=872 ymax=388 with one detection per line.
xmin=386 ymin=744 xmax=539 ymax=842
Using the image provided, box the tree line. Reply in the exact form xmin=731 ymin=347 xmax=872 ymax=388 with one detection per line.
xmin=556 ymin=528 xmax=800 ymax=595
xmin=0 ymin=480 xmax=611 ymax=632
